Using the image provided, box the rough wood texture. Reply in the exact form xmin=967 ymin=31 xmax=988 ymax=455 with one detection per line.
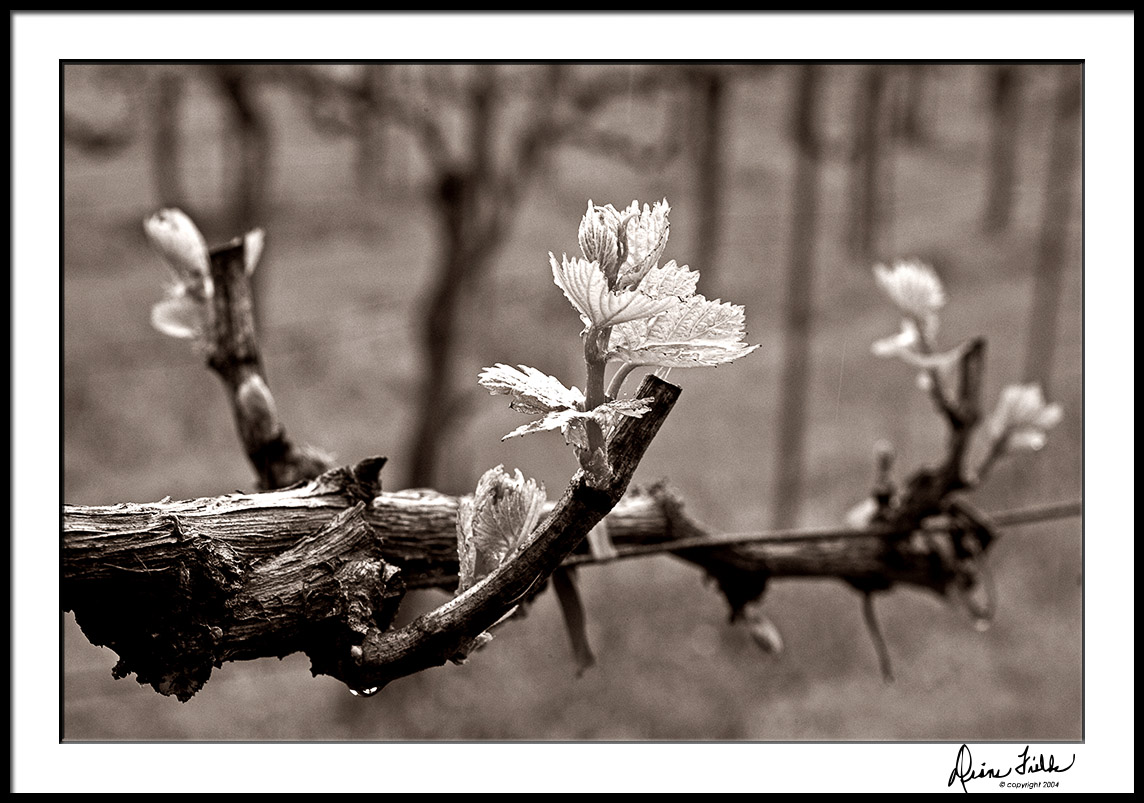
xmin=63 ymin=377 xmax=681 ymax=698
xmin=281 ymin=374 xmax=680 ymax=691
xmin=63 ymin=375 xmax=1005 ymax=699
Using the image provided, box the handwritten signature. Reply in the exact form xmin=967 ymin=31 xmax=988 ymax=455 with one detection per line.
xmin=947 ymin=744 xmax=1075 ymax=792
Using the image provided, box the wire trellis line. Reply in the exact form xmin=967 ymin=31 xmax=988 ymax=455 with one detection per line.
xmin=562 ymin=499 xmax=1082 ymax=568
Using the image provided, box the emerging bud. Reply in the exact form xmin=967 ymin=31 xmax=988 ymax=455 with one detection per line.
xmin=577 ymin=199 xmax=672 ymax=292
xmin=150 ymin=288 xmax=206 ymax=341
xmin=235 ymin=374 xmax=282 ymax=445
xmin=986 ymin=384 xmax=1064 ymax=453
xmin=873 ymin=259 xmax=945 ymax=340
xmin=146 ymin=208 xmax=214 ymax=344
xmin=243 ymin=228 xmax=265 ymax=276
xmin=614 ymin=198 xmax=670 ymax=292
xmin=578 ymin=200 xmax=621 ymax=285
xmin=144 ymin=208 xmax=212 ymax=300
xmin=871 ymin=317 xmax=967 ymax=395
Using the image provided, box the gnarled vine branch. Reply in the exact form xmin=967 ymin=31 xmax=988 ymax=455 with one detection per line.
xmin=63 ymin=376 xmax=679 ymax=699
xmin=63 ymin=449 xmax=1077 ymax=700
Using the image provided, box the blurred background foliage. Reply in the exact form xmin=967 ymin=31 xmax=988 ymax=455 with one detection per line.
xmin=63 ymin=62 xmax=1081 ymax=740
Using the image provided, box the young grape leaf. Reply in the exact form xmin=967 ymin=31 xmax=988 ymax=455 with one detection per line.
xmin=456 ymin=465 xmax=547 ymax=594
xmin=873 ymin=259 xmax=945 ymax=323
xmin=637 ymin=259 xmax=701 ymax=300
xmin=500 ymin=397 xmax=653 ymax=445
xmin=608 ymin=293 xmax=760 ymax=369
xmin=502 ymin=408 xmax=585 ymax=443
xmin=150 ymin=287 xmax=207 ymax=340
xmin=550 ymin=253 xmax=675 ymax=330
xmin=478 ymin=363 xmax=585 ymax=415
xmin=613 ymin=198 xmax=671 ymax=291
xmin=145 ymin=208 xmax=214 ymax=344
xmin=587 ymin=398 xmax=657 ymax=438
xmin=144 ymin=208 xmax=212 ymax=299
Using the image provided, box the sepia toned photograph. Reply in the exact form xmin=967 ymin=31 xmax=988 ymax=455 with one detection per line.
xmin=61 ymin=58 xmax=1083 ymax=741
xmin=14 ymin=9 xmax=1131 ymax=795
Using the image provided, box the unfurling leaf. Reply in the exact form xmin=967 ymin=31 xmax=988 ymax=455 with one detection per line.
xmin=551 ymin=253 xmax=675 ymax=330
xmin=608 ymin=274 xmax=760 ymax=369
xmin=144 ymin=208 xmax=212 ymax=299
xmin=871 ymin=318 xmax=969 ymax=370
xmin=501 ymin=397 xmax=653 ymax=445
xmin=578 ymin=200 xmax=622 ymax=285
xmin=480 ymin=361 xmax=652 ymax=447
xmin=244 ymin=228 xmax=265 ymax=276
xmin=873 ymin=259 xmax=945 ymax=339
xmin=478 ymin=363 xmax=585 ymax=415
xmin=578 ymin=198 xmax=671 ymax=291
xmin=456 ymin=465 xmax=547 ymax=594
xmin=502 ymin=408 xmax=585 ymax=442
xmin=145 ymin=208 xmax=213 ymax=343
xmin=613 ymin=198 xmax=671 ymax=291
xmin=150 ymin=289 xmax=207 ymax=340
xmin=985 ymin=384 xmax=1063 ymax=455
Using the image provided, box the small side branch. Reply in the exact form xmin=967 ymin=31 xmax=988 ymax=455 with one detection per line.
xmin=205 ymin=238 xmax=332 ymax=489
xmin=342 ymin=375 xmax=681 ymax=691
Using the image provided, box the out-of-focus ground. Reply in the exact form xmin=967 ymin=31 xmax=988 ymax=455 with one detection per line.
xmin=62 ymin=63 xmax=1082 ymax=741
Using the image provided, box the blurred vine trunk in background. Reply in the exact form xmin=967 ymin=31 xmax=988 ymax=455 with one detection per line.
xmin=983 ymin=65 xmax=1023 ymax=235
xmin=149 ymin=69 xmax=186 ymax=209
xmin=213 ymin=65 xmax=273 ymax=327
xmin=688 ymin=66 xmax=727 ymax=284
xmin=355 ymin=64 xmax=390 ymax=200
xmin=772 ymin=63 xmax=823 ymax=529
xmin=406 ymin=68 xmax=499 ymax=491
xmin=847 ymin=64 xmax=891 ymax=261
xmin=893 ymin=64 xmax=929 ymax=145
xmin=402 ymin=64 xmax=679 ymax=491
xmin=1023 ymin=63 xmax=1081 ymax=397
